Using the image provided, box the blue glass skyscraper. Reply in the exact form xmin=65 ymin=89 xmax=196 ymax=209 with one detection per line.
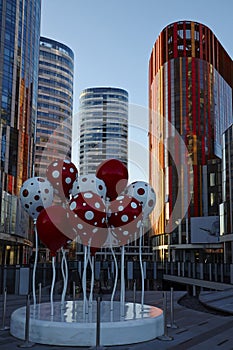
xmin=0 ymin=0 xmax=41 ymax=265
xmin=35 ymin=37 xmax=74 ymax=178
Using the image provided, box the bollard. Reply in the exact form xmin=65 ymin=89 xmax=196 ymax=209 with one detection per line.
xmin=167 ymin=287 xmax=178 ymax=329
xmin=157 ymin=291 xmax=173 ymax=341
xmin=73 ymin=281 xmax=76 ymax=302
xmin=133 ymin=280 xmax=136 ymax=304
xmin=88 ymin=296 xmax=106 ymax=350
xmin=18 ymin=294 xmax=35 ymax=348
xmin=38 ymin=283 xmax=42 ymax=304
xmin=96 ymin=296 xmax=101 ymax=347
xmin=0 ymin=287 xmax=10 ymax=331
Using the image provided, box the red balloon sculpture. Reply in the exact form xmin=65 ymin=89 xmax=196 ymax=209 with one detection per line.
xmin=108 ymin=194 xmax=142 ymax=245
xmin=22 ymin=158 xmax=156 ymax=252
xmin=37 ymin=205 xmax=71 ymax=256
xmin=46 ymin=159 xmax=78 ymax=199
xmin=96 ymin=159 xmax=128 ymax=201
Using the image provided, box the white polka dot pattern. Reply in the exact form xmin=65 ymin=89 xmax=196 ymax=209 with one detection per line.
xmin=69 ymin=191 xmax=107 ymax=247
xmin=108 ymin=194 xmax=142 ymax=246
xmin=46 ymin=159 xmax=78 ymax=198
xmin=71 ymin=174 xmax=106 ymax=198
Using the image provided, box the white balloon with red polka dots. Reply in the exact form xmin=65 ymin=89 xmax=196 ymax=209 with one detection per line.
xmin=125 ymin=181 xmax=156 ymax=218
xmin=20 ymin=177 xmax=54 ymax=220
xmin=71 ymin=174 xmax=106 ymax=199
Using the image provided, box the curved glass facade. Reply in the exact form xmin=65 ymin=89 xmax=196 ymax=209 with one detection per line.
xmin=220 ymin=125 xmax=233 ymax=262
xmin=0 ymin=0 xmax=41 ymax=264
xmin=79 ymin=87 xmax=128 ymax=174
xmin=35 ymin=37 xmax=74 ymax=177
xmin=149 ymin=21 xmax=233 ymax=246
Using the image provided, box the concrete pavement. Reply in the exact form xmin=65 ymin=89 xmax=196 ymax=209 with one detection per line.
xmin=1 ymin=290 xmax=233 ymax=349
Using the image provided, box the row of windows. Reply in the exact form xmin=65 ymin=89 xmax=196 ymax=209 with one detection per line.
xmin=35 ymin=138 xmax=71 ymax=149
xmin=40 ymin=50 xmax=73 ymax=70
xmin=38 ymin=86 xmax=71 ymax=100
xmin=80 ymin=119 xmax=127 ymax=127
xmin=37 ymin=119 xmax=71 ymax=133
xmin=38 ymin=94 xmax=72 ymax=108
xmin=39 ymin=68 xmax=73 ymax=85
xmin=39 ymin=60 xmax=73 ymax=81
xmin=39 ymin=60 xmax=73 ymax=78
xmin=80 ymin=133 xmax=127 ymax=141
xmin=80 ymin=87 xmax=128 ymax=97
xmin=38 ymin=77 xmax=72 ymax=91
xmin=36 ymin=134 xmax=72 ymax=144
xmin=38 ymin=103 xmax=71 ymax=116
xmin=37 ymin=111 xmax=71 ymax=123
xmin=80 ymin=153 xmax=127 ymax=162
xmin=80 ymin=99 xmax=127 ymax=105
xmin=40 ymin=37 xmax=74 ymax=59
xmin=80 ymin=94 xmax=128 ymax=102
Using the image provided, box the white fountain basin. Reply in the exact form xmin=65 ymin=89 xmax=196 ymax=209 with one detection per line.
xmin=10 ymin=300 xmax=164 ymax=346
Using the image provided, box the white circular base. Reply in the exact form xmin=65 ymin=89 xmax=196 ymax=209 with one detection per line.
xmin=10 ymin=300 xmax=164 ymax=346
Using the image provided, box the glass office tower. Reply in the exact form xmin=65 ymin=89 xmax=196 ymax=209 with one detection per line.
xmin=0 ymin=0 xmax=41 ymax=265
xmin=79 ymin=87 xmax=128 ymax=174
xmin=35 ymin=37 xmax=74 ymax=178
xmin=149 ymin=21 xmax=233 ymax=264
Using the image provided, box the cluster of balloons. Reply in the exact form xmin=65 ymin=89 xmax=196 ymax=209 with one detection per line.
xmin=20 ymin=158 xmax=156 ymax=257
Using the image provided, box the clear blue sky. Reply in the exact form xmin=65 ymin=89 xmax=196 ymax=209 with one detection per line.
xmin=41 ymin=0 xmax=233 ymax=113
xmin=41 ymin=0 xmax=233 ymax=182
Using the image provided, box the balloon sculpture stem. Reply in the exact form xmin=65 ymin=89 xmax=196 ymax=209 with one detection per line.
xmin=120 ymin=245 xmax=125 ymax=318
xmin=82 ymin=246 xmax=88 ymax=318
xmin=50 ymin=256 xmax=56 ymax=317
xmin=88 ymin=251 xmax=94 ymax=307
xmin=110 ymin=243 xmax=118 ymax=311
xmin=61 ymin=248 xmax=68 ymax=305
xmin=33 ymin=220 xmax=38 ymax=309
xmin=139 ymin=222 xmax=144 ymax=312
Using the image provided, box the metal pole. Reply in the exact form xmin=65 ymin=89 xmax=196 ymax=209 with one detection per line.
xmin=157 ymin=292 xmax=173 ymax=341
xmin=73 ymin=281 xmax=76 ymax=302
xmin=0 ymin=288 xmax=9 ymax=331
xmin=167 ymin=287 xmax=178 ymax=329
xmin=38 ymin=283 xmax=42 ymax=304
xmin=18 ymin=294 xmax=35 ymax=348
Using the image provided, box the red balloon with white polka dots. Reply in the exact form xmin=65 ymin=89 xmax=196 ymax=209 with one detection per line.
xmin=69 ymin=191 xmax=107 ymax=246
xmin=108 ymin=194 xmax=142 ymax=245
xmin=46 ymin=159 xmax=78 ymax=199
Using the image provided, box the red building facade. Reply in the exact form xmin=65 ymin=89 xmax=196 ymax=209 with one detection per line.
xmin=149 ymin=21 xmax=233 ymax=261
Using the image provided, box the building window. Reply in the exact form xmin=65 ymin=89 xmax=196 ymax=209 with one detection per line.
xmin=210 ymin=192 xmax=215 ymax=206
xmin=210 ymin=173 xmax=215 ymax=186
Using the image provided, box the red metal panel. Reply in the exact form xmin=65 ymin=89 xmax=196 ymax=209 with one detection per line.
xmin=185 ymin=57 xmax=189 ymax=133
xmin=193 ymin=164 xmax=199 ymax=216
xmin=192 ymin=58 xmax=196 ymax=135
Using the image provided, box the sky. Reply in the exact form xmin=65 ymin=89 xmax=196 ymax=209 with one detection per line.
xmin=41 ymin=0 xmax=233 ymax=182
